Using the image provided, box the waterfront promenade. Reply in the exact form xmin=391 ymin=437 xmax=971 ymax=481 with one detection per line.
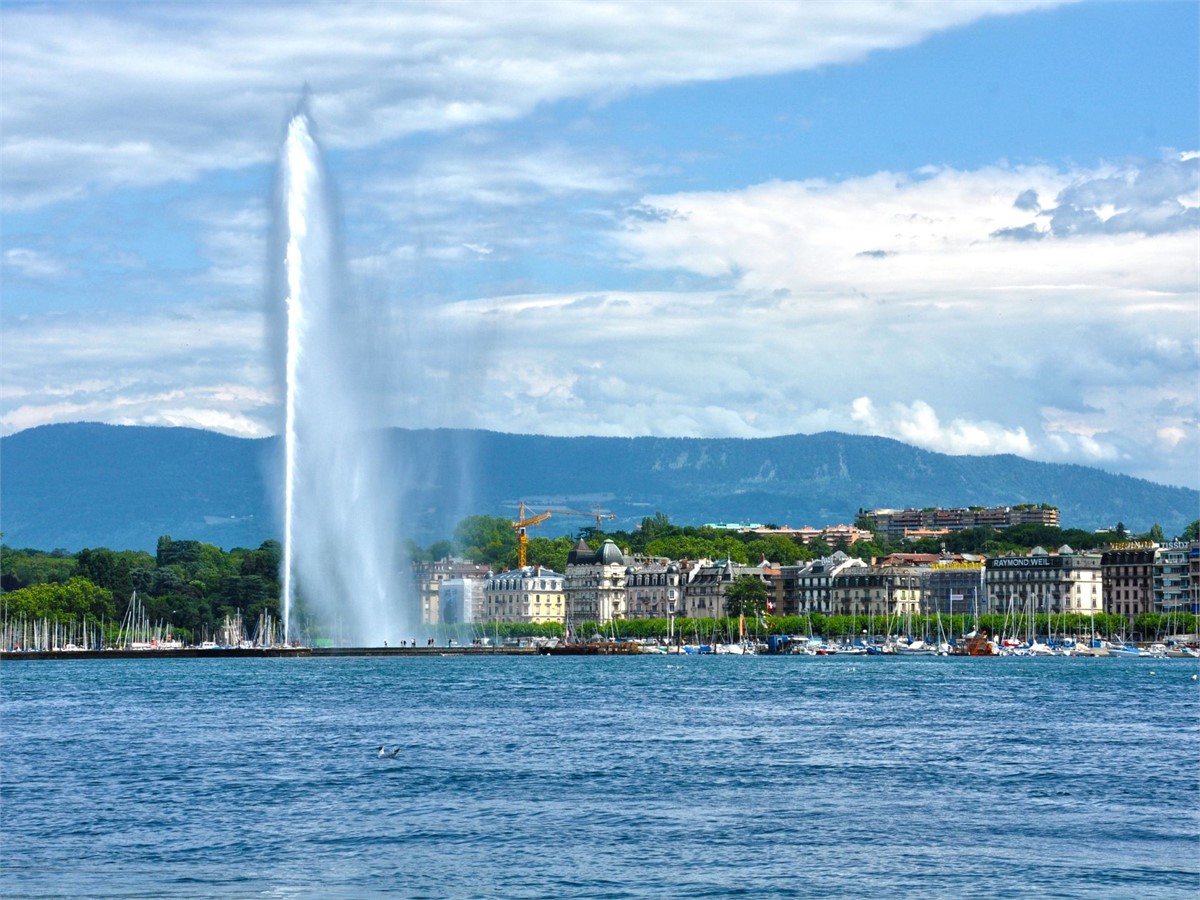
xmin=0 ymin=644 xmax=538 ymax=661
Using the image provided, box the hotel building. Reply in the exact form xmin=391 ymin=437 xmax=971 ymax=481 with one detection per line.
xmin=482 ymin=566 xmax=565 ymax=625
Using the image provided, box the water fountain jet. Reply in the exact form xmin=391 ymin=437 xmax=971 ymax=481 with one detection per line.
xmin=276 ymin=108 xmax=405 ymax=646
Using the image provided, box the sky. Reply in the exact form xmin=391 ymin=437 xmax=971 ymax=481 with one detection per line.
xmin=2 ymin=0 xmax=1198 ymax=489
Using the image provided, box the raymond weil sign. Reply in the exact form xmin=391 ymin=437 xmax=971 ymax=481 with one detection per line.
xmin=988 ymin=556 xmax=1055 ymax=569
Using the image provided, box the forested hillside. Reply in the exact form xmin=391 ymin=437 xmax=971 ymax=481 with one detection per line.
xmin=2 ymin=423 xmax=1196 ymax=552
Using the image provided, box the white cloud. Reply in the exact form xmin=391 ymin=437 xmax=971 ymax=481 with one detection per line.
xmin=406 ymin=153 xmax=1197 ymax=486
xmin=849 ymin=397 xmax=1034 ymax=457
xmin=0 ymin=0 xmax=1064 ymax=210
xmin=0 ymin=309 xmax=273 ymax=438
xmin=2 ymin=247 xmax=68 ymax=279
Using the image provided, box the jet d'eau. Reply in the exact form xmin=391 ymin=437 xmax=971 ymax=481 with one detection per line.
xmin=276 ymin=108 xmax=407 ymax=646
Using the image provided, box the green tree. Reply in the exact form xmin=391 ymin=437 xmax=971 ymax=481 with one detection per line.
xmin=238 ymin=541 xmax=282 ymax=579
xmin=638 ymin=513 xmax=675 ymax=543
xmin=723 ymin=575 xmax=768 ymax=619
xmin=0 ymin=546 xmax=77 ymax=591
xmin=524 ymin=535 xmax=574 ymax=573
xmin=1181 ymin=520 xmax=1199 ymax=541
xmin=453 ymin=516 xmax=518 ymax=568
xmin=1 ymin=577 xmax=114 ymax=623
xmin=75 ymin=548 xmax=122 ymax=594
xmin=743 ymin=535 xmax=805 ymax=566
xmin=646 ymin=534 xmax=719 ymax=561
xmin=712 ymin=535 xmax=750 ymax=564
xmin=427 ymin=540 xmax=454 ymax=561
xmin=1147 ymin=523 xmax=1166 ymax=543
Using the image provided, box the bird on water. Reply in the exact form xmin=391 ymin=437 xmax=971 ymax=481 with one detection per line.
xmin=377 ymin=745 xmax=401 ymax=758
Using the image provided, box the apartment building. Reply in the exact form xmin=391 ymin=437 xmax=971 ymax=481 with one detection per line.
xmin=862 ymin=504 xmax=1059 ymax=541
xmin=681 ymin=559 xmax=771 ymax=619
xmin=482 ymin=566 xmax=565 ymax=625
xmin=984 ymin=546 xmax=1102 ymax=617
xmin=830 ymin=565 xmax=925 ymax=618
xmin=776 ymin=552 xmax=864 ymax=616
xmin=623 ymin=558 xmax=683 ymax=620
xmin=1153 ymin=542 xmax=1198 ymax=614
xmin=412 ymin=558 xmax=492 ymax=625
xmin=1101 ymin=545 xmax=1156 ymax=623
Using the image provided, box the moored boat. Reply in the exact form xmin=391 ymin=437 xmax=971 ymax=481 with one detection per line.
xmin=952 ymin=630 xmax=996 ymax=656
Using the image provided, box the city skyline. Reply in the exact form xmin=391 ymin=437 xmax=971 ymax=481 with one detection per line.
xmin=2 ymin=1 xmax=1197 ymax=488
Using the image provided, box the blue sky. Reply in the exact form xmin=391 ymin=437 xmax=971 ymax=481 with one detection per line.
xmin=2 ymin=0 xmax=1197 ymax=488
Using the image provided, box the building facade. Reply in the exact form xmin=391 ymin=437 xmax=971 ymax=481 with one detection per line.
xmin=830 ymin=566 xmax=924 ymax=619
xmin=412 ymin=558 xmax=492 ymax=625
xmin=482 ymin=566 xmax=565 ymax=625
xmin=1101 ymin=545 xmax=1156 ymax=624
xmin=776 ymin=552 xmax=863 ymax=616
xmin=564 ymin=539 xmax=628 ymax=625
xmin=623 ymin=559 xmax=683 ymax=620
xmin=1153 ymin=541 xmax=1198 ymax=615
xmin=439 ymin=576 xmax=485 ymax=625
xmin=862 ymin=505 xmax=1059 ymax=541
xmin=984 ymin=547 xmax=1102 ymax=617
xmin=680 ymin=559 xmax=771 ymax=619
xmin=925 ymin=561 xmax=986 ymax=616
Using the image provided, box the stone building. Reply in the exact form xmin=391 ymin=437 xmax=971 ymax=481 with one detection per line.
xmin=681 ymin=559 xmax=774 ymax=619
xmin=412 ymin=558 xmax=492 ymax=625
xmin=564 ymin=539 xmax=628 ymax=625
xmin=482 ymin=566 xmax=565 ymax=625
xmin=623 ymin=558 xmax=683 ymax=620
xmin=1101 ymin=544 xmax=1156 ymax=624
xmin=776 ymin=552 xmax=863 ymax=616
xmin=830 ymin=566 xmax=924 ymax=619
xmin=984 ymin=546 xmax=1102 ymax=617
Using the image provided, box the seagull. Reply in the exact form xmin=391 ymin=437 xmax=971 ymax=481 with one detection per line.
xmin=377 ymin=745 xmax=401 ymax=758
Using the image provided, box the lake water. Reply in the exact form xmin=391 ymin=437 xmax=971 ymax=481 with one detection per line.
xmin=2 ymin=654 xmax=1198 ymax=898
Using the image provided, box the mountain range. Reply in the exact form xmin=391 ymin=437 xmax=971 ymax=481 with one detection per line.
xmin=1 ymin=423 xmax=1196 ymax=553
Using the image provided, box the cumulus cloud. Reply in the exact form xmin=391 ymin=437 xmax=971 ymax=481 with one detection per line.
xmin=616 ymin=158 xmax=1197 ymax=306
xmin=0 ymin=0 xmax=1062 ymax=210
xmin=1044 ymin=155 xmax=1200 ymax=237
xmin=849 ymin=397 xmax=1034 ymax=456
xmin=0 ymin=310 xmax=273 ymax=437
xmin=416 ymin=155 xmax=1195 ymax=485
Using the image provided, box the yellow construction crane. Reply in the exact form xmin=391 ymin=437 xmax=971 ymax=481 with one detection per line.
xmin=512 ymin=502 xmax=552 ymax=568
xmin=547 ymin=505 xmax=617 ymax=531
xmin=511 ymin=503 xmax=618 ymax=567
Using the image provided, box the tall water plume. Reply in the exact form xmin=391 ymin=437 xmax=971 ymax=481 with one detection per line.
xmin=276 ymin=109 xmax=405 ymax=645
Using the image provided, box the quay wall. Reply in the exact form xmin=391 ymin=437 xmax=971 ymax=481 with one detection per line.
xmin=0 ymin=645 xmax=537 ymax=662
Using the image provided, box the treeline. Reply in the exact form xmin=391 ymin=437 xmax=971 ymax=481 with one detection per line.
xmin=573 ymin=612 xmax=1197 ymax=643
xmin=417 ymin=512 xmax=1198 ymax=573
xmin=1 ymin=537 xmax=281 ymax=643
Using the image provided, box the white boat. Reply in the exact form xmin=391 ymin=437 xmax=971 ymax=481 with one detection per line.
xmin=1105 ymin=642 xmax=1145 ymax=658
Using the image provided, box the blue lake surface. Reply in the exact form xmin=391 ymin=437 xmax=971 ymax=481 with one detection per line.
xmin=2 ymin=654 xmax=1198 ymax=898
